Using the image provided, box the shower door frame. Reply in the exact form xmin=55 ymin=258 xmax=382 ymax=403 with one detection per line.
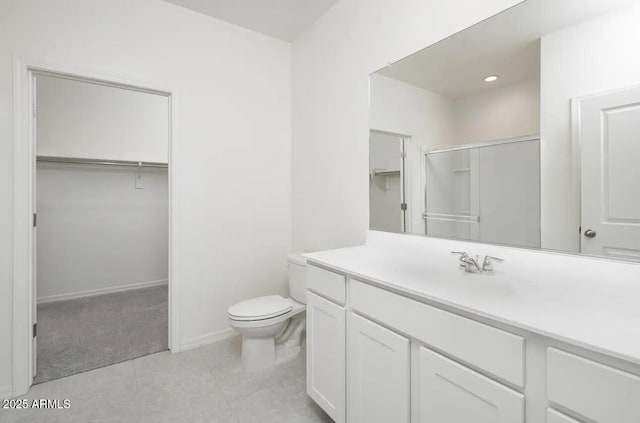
xmin=11 ymin=57 xmax=180 ymax=397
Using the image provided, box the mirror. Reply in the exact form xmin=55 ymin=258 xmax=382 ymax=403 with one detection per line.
xmin=369 ymin=0 xmax=640 ymax=261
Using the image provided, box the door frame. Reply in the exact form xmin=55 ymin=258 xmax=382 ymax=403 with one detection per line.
xmin=12 ymin=57 xmax=180 ymax=397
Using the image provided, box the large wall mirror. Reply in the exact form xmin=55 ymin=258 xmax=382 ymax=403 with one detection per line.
xmin=369 ymin=0 xmax=640 ymax=261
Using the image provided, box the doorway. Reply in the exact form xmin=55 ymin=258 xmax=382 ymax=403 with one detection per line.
xmin=369 ymin=130 xmax=423 ymax=234
xmin=33 ymin=73 xmax=170 ymax=383
xmin=12 ymin=61 xmax=177 ymax=395
xmin=369 ymin=131 xmax=406 ymax=233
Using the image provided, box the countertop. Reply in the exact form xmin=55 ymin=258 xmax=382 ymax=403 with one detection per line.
xmin=304 ymin=231 xmax=640 ymax=366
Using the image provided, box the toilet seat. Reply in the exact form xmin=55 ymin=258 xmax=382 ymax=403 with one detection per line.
xmin=228 ymin=295 xmax=293 ymax=321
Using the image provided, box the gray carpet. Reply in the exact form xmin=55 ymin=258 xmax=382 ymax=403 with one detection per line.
xmin=35 ymin=285 xmax=168 ymax=384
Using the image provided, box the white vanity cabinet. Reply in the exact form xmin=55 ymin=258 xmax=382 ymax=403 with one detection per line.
xmin=349 ymin=312 xmax=410 ymax=423
xmin=305 ymin=262 xmax=640 ymax=423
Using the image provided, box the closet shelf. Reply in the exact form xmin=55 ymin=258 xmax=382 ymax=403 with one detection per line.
xmin=36 ymin=156 xmax=168 ymax=168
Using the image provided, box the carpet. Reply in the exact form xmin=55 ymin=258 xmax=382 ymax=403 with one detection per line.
xmin=35 ymin=285 xmax=168 ymax=384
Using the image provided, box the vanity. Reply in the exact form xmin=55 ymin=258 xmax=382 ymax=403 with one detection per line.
xmin=304 ymin=231 xmax=640 ymax=423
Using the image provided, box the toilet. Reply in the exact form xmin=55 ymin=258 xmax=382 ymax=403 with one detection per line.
xmin=228 ymin=253 xmax=307 ymax=371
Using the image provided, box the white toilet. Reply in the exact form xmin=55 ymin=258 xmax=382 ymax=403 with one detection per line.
xmin=228 ymin=253 xmax=307 ymax=371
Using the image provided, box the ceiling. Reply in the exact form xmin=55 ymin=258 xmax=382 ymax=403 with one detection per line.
xmin=378 ymin=0 xmax=637 ymax=99
xmin=163 ymin=0 xmax=338 ymax=42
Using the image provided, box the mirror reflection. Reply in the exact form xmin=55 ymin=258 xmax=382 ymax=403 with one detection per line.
xmin=369 ymin=0 xmax=640 ymax=261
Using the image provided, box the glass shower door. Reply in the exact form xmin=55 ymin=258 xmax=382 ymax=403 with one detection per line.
xmin=424 ymin=148 xmax=480 ymax=241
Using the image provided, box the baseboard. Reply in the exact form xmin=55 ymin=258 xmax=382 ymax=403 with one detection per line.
xmin=37 ymin=279 xmax=168 ymax=304
xmin=0 ymin=385 xmax=12 ymax=400
xmin=179 ymin=327 xmax=239 ymax=352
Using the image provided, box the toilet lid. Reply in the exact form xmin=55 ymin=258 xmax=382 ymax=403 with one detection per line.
xmin=228 ymin=295 xmax=293 ymax=321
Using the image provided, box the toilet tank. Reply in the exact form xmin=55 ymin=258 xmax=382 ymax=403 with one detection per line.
xmin=287 ymin=253 xmax=307 ymax=304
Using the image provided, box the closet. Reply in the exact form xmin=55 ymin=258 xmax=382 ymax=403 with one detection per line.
xmin=33 ymin=73 xmax=169 ymax=383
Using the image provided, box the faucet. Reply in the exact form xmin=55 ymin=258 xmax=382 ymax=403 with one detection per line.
xmin=451 ymin=251 xmax=481 ymax=273
xmin=451 ymin=252 xmax=504 ymax=274
xmin=482 ymin=255 xmax=504 ymax=273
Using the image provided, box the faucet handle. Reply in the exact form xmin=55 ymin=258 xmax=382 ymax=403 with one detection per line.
xmin=482 ymin=255 xmax=504 ymax=272
xmin=451 ymin=251 xmax=468 ymax=258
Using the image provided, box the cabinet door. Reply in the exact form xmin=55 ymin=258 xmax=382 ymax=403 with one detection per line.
xmin=349 ymin=313 xmax=410 ymax=423
xmin=307 ymin=291 xmax=346 ymax=423
xmin=418 ymin=347 xmax=524 ymax=423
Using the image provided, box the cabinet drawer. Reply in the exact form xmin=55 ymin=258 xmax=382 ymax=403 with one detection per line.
xmin=547 ymin=409 xmax=581 ymax=423
xmin=418 ymin=347 xmax=524 ymax=423
xmin=307 ymin=264 xmax=346 ymax=304
xmin=547 ymin=348 xmax=640 ymax=423
xmin=351 ymin=280 xmax=524 ymax=387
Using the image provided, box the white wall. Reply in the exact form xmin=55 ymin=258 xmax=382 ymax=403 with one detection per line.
xmin=36 ymin=164 xmax=168 ymax=302
xmin=370 ymin=73 xmax=454 ymax=150
xmin=371 ymin=74 xmax=540 ymax=150
xmin=291 ymin=0 xmax=521 ymax=253
xmin=452 ymin=77 xmax=540 ymax=145
xmin=36 ymin=74 xmax=169 ymax=163
xmin=0 ymin=0 xmax=291 ymax=395
xmin=540 ymin=2 xmax=640 ymax=252
xmin=36 ymin=75 xmax=169 ymax=302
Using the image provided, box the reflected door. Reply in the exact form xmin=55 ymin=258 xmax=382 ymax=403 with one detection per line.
xmin=578 ymin=87 xmax=640 ymax=260
xmin=370 ymin=132 xmax=404 ymax=233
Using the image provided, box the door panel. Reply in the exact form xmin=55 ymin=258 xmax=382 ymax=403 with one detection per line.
xmin=579 ymin=87 xmax=640 ymax=259
xmin=425 ymin=148 xmax=480 ymax=241
xmin=349 ymin=313 xmax=410 ymax=423
xmin=306 ymin=291 xmax=346 ymax=423
xmin=418 ymin=347 xmax=524 ymax=423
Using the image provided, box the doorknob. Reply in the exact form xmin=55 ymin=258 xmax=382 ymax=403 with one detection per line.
xmin=584 ymin=229 xmax=596 ymax=238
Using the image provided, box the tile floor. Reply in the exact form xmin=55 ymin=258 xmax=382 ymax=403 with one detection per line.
xmin=1 ymin=336 xmax=332 ymax=423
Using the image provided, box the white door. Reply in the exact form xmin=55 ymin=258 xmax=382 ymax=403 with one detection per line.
xmin=349 ymin=313 xmax=410 ymax=423
xmin=578 ymin=86 xmax=640 ymax=260
xmin=32 ymin=182 xmax=37 ymax=379
xmin=32 ymin=77 xmax=38 ymax=380
xmin=418 ymin=347 xmax=524 ymax=423
xmin=306 ymin=291 xmax=346 ymax=423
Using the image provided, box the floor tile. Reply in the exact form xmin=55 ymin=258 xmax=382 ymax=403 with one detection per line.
xmin=1 ymin=336 xmax=326 ymax=423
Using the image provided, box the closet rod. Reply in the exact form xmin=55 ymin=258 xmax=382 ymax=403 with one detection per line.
xmin=36 ymin=156 xmax=168 ymax=168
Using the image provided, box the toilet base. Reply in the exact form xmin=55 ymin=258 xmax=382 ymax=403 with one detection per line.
xmin=242 ymin=335 xmax=276 ymax=372
xmin=239 ymin=314 xmax=306 ymax=372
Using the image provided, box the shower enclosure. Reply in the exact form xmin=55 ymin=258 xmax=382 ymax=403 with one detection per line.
xmin=424 ymin=137 xmax=541 ymax=248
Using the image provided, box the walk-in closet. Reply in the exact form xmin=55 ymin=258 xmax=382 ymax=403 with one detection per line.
xmin=34 ymin=73 xmax=169 ymax=383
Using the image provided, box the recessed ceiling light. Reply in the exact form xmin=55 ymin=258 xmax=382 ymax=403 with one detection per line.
xmin=484 ymin=75 xmax=499 ymax=82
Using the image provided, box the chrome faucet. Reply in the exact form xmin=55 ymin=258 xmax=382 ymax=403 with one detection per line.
xmin=482 ymin=255 xmax=504 ymax=273
xmin=451 ymin=252 xmax=504 ymax=274
xmin=451 ymin=251 xmax=481 ymax=273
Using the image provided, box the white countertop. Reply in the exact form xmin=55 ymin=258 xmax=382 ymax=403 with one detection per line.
xmin=304 ymin=231 xmax=640 ymax=366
